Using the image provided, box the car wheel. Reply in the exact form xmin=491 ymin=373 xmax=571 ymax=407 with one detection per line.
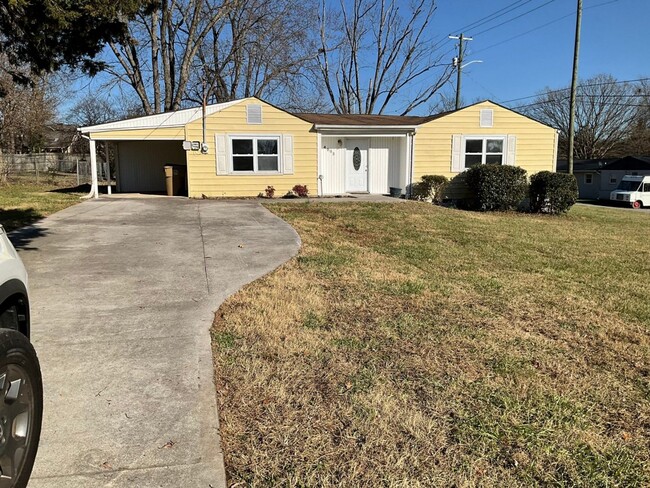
xmin=632 ymin=200 xmax=642 ymax=209
xmin=0 ymin=329 xmax=42 ymax=488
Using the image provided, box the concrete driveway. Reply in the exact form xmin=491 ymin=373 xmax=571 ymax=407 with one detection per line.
xmin=11 ymin=198 xmax=300 ymax=487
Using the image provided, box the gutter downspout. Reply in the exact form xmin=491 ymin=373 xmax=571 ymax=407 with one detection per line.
xmin=81 ymin=134 xmax=99 ymax=199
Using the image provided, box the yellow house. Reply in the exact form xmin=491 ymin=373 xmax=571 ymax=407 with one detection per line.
xmin=79 ymin=97 xmax=558 ymax=199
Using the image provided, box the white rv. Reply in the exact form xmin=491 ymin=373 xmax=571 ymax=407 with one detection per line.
xmin=610 ymin=175 xmax=650 ymax=208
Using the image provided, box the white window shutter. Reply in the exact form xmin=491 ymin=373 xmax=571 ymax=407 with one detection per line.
xmin=480 ymin=109 xmax=494 ymax=128
xmin=215 ymin=134 xmax=228 ymax=175
xmin=451 ymin=134 xmax=463 ymax=172
xmin=506 ymin=135 xmax=517 ymax=165
xmin=283 ymin=134 xmax=294 ymax=174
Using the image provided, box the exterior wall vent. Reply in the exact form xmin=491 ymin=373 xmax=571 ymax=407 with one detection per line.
xmin=480 ymin=109 xmax=494 ymax=128
xmin=247 ymin=104 xmax=263 ymax=124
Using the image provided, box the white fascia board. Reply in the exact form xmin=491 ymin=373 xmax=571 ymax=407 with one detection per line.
xmin=79 ymin=98 xmax=244 ymax=134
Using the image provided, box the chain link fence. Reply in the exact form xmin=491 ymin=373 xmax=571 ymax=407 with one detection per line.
xmin=0 ymin=153 xmax=100 ymax=186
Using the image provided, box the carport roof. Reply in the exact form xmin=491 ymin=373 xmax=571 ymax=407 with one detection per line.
xmin=79 ymin=99 xmax=243 ymax=133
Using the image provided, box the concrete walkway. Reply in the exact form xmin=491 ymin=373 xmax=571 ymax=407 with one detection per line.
xmin=11 ymin=198 xmax=300 ymax=487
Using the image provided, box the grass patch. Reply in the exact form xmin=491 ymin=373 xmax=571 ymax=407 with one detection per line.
xmin=0 ymin=175 xmax=84 ymax=231
xmin=212 ymin=202 xmax=650 ymax=486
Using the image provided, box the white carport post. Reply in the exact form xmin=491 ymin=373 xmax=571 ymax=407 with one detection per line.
xmin=89 ymin=138 xmax=99 ymax=199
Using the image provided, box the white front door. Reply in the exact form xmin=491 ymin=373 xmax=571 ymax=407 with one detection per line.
xmin=345 ymin=139 xmax=369 ymax=192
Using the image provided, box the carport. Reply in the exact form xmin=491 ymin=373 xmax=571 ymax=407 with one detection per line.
xmin=102 ymin=139 xmax=186 ymax=194
xmin=78 ymin=101 xmax=239 ymax=197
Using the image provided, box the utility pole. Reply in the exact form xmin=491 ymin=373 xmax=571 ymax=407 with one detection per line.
xmin=449 ymin=33 xmax=473 ymax=110
xmin=567 ymin=0 xmax=583 ymax=174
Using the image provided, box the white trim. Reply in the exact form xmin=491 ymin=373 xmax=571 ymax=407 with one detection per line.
xmin=228 ymin=135 xmax=281 ymax=174
xmin=79 ymin=99 xmax=244 ymax=133
xmin=89 ymin=139 xmax=99 ymax=199
xmin=407 ymin=132 xmax=415 ymax=197
xmin=552 ymin=130 xmax=559 ymax=172
xmin=87 ymin=135 xmax=186 ymax=141
xmin=317 ymin=132 xmax=322 ymax=196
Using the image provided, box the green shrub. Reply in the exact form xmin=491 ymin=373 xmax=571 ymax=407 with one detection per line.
xmin=464 ymin=165 xmax=528 ymax=211
xmin=529 ymin=171 xmax=578 ymax=214
xmin=410 ymin=175 xmax=448 ymax=204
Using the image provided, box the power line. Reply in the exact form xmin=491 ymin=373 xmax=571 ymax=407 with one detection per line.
xmin=471 ymin=0 xmax=623 ymax=56
xmin=499 ymin=78 xmax=650 ymax=104
xmin=473 ymin=11 xmax=574 ymax=55
xmin=446 ymin=0 xmax=534 ymax=38
xmin=435 ymin=0 xmax=534 ymax=46
xmin=510 ymin=97 xmax=649 ymax=111
xmin=473 ymin=0 xmax=559 ymax=37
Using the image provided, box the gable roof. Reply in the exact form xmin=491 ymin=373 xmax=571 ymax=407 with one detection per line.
xmin=79 ymin=99 xmax=243 ymax=133
xmin=603 ymin=156 xmax=650 ymax=171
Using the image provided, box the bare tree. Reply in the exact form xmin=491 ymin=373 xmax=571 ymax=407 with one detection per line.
xmin=524 ymin=74 xmax=642 ymax=159
xmin=184 ymin=0 xmax=322 ymax=107
xmin=0 ymin=63 xmax=55 ymax=154
xmin=316 ymin=0 xmax=453 ymax=115
xmin=66 ymin=94 xmax=119 ymax=127
xmin=625 ymin=79 xmax=650 ymax=155
xmin=104 ymin=0 xmax=321 ymax=114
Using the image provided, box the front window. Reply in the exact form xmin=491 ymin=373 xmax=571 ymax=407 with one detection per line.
xmin=616 ymin=180 xmax=641 ymax=192
xmin=464 ymin=137 xmax=504 ymax=169
xmin=231 ymin=137 xmax=279 ymax=173
xmin=585 ymin=173 xmax=593 ymax=184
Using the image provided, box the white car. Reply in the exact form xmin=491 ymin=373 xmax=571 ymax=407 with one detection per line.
xmin=0 ymin=224 xmax=42 ymax=487
xmin=610 ymin=175 xmax=650 ymax=209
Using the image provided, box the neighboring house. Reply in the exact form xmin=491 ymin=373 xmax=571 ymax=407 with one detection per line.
xmin=558 ymin=156 xmax=650 ymax=199
xmin=600 ymin=156 xmax=650 ymax=199
xmin=78 ymin=98 xmax=558 ymax=198
xmin=43 ymin=124 xmax=81 ymax=153
xmin=556 ymin=158 xmax=617 ymax=199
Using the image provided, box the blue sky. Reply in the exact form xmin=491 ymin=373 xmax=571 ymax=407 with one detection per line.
xmin=430 ymin=0 xmax=649 ymax=108
xmin=64 ymin=0 xmax=648 ymax=117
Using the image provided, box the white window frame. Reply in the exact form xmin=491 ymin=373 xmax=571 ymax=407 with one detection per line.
xmin=229 ymin=135 xmax=281 ymax=174
xmin=585 ymin=173 xmax=593 ymax=185
xmin=461 ymin=135 xmax=506 ymax=170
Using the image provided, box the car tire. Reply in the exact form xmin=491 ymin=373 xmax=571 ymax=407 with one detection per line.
xmin=0 ymin=329 xmax=43 ymax=488
xmin=632 ymin=200 xmax=642 ymax=209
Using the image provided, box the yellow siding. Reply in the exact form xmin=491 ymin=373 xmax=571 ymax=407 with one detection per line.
xmin=89 ymin=127 xmax=186 ymax=140
xmin=185 ymin=99 xmax=317 ymax=197
xmin=414 ymin=101 xmax=557 ymax=197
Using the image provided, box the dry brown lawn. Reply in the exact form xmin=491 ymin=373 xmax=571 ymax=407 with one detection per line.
xmin=212 ymin=202 xmax=650 ymax=487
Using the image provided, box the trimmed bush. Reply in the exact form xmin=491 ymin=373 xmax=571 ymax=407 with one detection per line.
xmin=529 ymin=171 xmax=578 ymax=214
xmin=410 ymin=175 xmax=448 ymax=204
xmin=464 ymin=164 xmax=528 ymax=211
